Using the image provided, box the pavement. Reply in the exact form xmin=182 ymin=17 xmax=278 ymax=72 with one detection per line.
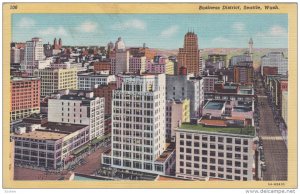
xmin=255 ymin=75 xmax=288 ymax=181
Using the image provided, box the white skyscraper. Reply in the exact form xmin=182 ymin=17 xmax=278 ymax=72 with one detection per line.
xmin=114 ymin=37 xmax=130 ymax=74
xmin=102 ymin=73 xmax=175 ymax=175
xmin=22 ymin=37 xmax=45 ymax=75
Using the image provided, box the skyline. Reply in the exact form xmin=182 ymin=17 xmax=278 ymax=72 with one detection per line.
xmin=12 ymin=14 xmax=288 ymax=49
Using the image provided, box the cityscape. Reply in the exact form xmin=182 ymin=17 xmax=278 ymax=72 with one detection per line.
xmin=9 ymin=14 xmax=288 ymax=182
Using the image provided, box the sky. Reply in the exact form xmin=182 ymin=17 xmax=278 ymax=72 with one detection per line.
xmin=12 ymin=14 xmax=288 ymax=49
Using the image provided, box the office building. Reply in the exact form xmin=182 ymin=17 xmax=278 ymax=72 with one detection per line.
xmin=22 ymin=37 xmax=45 ymax=75
xmin=233 ymin=61 xmax=254 ymax=84
xmin=177 ymin=31 xmax=201 ymax=76
xmin=261 ymin=52 xmax=288 ymax=76
xmin=102 ymin=73 xmax=175 ymax=175
xmin=78 ymin=72 xmax=116 ymax=90
xmin=166 ymin=99 xmax=190 ymax=142
xmin=147 ymin=55 xmax=174 ymax=75
xmin=48 ymin=90 xmax=105 ymax=140
xmin=129 ymin=56 xmax=147 ymax=73
xmin=12 ymin=122 xmax=89 ymax=169
xmin=33 ymin=66 xmax=77 ymax=97
xmin=166 ymin=70 xmax=204 ymax=118
xmin=10 ymin=77 xmax=40 ymax=121
xmin=93 ymin=82 xmax=118 ymax=115
xmin=175 ymin=121 xmax=256 ymax=180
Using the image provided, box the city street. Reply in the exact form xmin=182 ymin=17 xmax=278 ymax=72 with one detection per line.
xmin=255 ymin=75 xmax=288 ymax=180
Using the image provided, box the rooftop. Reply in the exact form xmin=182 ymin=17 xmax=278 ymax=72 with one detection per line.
xmin=42 ymin=122 xmax=88 ymax=133
xmin=155 ymin=143 xmax=175 ymax=163
xmin=78 ymin=72 xmax=111 ymax=77
xmin=203 ymin=100 xmax=226 ymax=110
xmin=179 ymin=123 xmax=255 ymax=136
xmin=13 ymin=130 xmax=68 ymax=140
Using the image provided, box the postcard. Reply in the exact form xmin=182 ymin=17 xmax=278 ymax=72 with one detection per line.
xmin=2 ymin=2 xmax=297 ymax=189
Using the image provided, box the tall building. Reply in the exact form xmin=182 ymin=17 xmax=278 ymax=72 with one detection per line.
xmin=10 ymin=77 xmax=41 ymax=121
xmin=93 ymin=82 xmax=118 ymax=115
xmin=175 ymin=122 xmax=257 ymax=181
xmin=177 ymin=31 xmax=201 ymax=76
xmin=261 ymin=52 xmax=288 ymax=76
xmin=202 ymin=75 xmax=219 ymax=93
xmin=23 ymin=37 xmax=45 ymax=75
xmin=10 ymin=47 xmax=21 ymax=64
xmin=48 ymin=90 xmax=105 ymax=140
xmin=233 ymin=61 xmax=254 ymax=84
xmin=114 ymin=37 xmax=130 ymax=74
xmin=166 ymin=99 xmax=190 ymax=142
xmin=102 ymin=73 xmax=175 ymax=175
xmin=33 ymin=66 xmax=77 ymax=97
xmin=166 ymin=71 xmax=204 ymax=118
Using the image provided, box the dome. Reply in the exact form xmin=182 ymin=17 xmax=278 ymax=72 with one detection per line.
xmin=115 ymin=37 xmax=126 ymax=51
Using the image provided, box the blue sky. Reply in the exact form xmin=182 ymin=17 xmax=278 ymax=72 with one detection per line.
xmin=12 ymin=14 xmax=288 ymax=49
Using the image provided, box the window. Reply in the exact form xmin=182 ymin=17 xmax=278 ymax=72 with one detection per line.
xmin=202 ymin=164 xmax=207 ymax=169
xmin=226 ymin=153 xmax=232 ymax=158
xmin=194 ymin=149 xmax=199 ymax=154
xmin=202 ymin=143 xmax=207 ymax=148
xmin=210 ymin=136 xmax=216 ymax=142
xmin=202 ymin=136 xmax=208 ymax=141
xmin=235 ymin=139 xmax=241 ymax=144
xmin=226 ymin=138 xmax=232 ymax=143
xmin=218 ymin=159 xmax=224 ymax=165
xmin=243 ymin=155 xmax=248 ymax=160
xmin=243 ymin=140 xmax=248 ymax=145
xmin=226 ymin=168 xmax=232 ymax=173
xmin=202 ymin=157 xmax=207 ymax=163
xmin=210 ymin=151 xmax=216 ymax=156
xmin=186 ymin=148 xmax=192 ymax=153
xmin=202 ymin=172 xmax=207 ymax=177
xmin=218 ymin=144 xmax=224 ymax=150
xmin=194 ymin=156 xmax=199 ymax=161
xmin=218 ymin=152 xmax=224 ymax=157
xmin=202 ymin=150 xmax=207 ymax=155
xmin=194 ymin=142 xmax=199 ymax=147
xmin=210 ymin=166 xmax=216 ymax=170
xmin=186 ymin=141 xmax=192 ymax=146
xmin=218 ymin=137 xmax=224 ymax=143
xmin=235 ymin=161 xmax=241 ymax=167
xmin=226 ymin=160 xmax=232 ymax=166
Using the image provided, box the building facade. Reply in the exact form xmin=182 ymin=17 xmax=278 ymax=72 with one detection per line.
xmin=93 ymin=82 xmax=118 ymax=115
xmin=47 ymin=90 xmax=105 ymax=140
xmin=102 ymin=73 xmax=175 ymax=175
xmin=78 ymin=72 xmax=116 ymax=90
xmin=261 ymin=52 xmax=288 ymax=76
xmin=166 ymin=74 xmax=204 ymax=118
xmin=166 ymin=99 xmax=190 ymax=142
xmin=177 ymin=32 xmax=201 ymax=76
xmin=12 ymin=122 xmax=89 ymax=169
xmin=33 ymin=67 xmax=78 ymax=97
xmin=175 ymin=123 xmax=256 ymax=181
xmin=10 ymin=77 xmax=41 ymax=121
xmin=233 ymin=61 xmax=254 ymax=84
xmin=129 ymin=56 xmax=147 ymax=73
xmin=22 ymin=37 xmax=45 ymax=75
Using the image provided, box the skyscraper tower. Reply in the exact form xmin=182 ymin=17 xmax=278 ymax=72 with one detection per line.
xmin=249 ymin=37 xmax=253 ymax=60
xmin=177 ymin=31 xmax=201 ymax=76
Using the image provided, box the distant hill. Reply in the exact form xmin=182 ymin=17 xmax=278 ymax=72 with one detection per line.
xmin=150 ymin=48 xmax=288 ymax=69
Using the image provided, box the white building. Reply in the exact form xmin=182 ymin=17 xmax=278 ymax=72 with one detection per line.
xmin=114 ymin=37 xmax=130 ymax=74
xmin=47 ymin=90 xmax=105 ymax=140
xmin=78 ymin=72 xmax=116 ymax=90
xmin=22 ymin=37 xmax=45 ymax=75
xmin=102 ymin=73 xmax=175 ymax=175
xmin=261 ymin=52 xmax=288 ymax=76
xmin=176 ymin=123 xmax=256 ymax=181
xmin=166 ymin=74 xmax=204 ymax=118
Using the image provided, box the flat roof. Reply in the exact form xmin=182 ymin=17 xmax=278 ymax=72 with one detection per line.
xmin=203 ymin=100 xmax=226 ymax=110
xmin=78 ymin=72 xmax=110 ymax=77
xmin=179 ymin=123 xmax=255 ymax=136
xmin=13 ymin=130 xmax=68 ymax=140
xmin=42 ymin=122 xmax=88 ymax=133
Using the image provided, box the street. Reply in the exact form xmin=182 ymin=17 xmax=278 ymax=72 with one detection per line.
xmin=255 ymin=74 xmax=288 ymax=181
